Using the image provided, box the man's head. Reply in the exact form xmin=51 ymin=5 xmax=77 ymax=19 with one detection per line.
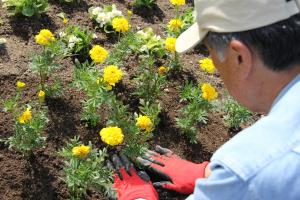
xmin=176 ymin=0 xmax=300 ymax=113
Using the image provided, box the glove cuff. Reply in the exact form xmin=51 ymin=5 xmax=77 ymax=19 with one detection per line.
xmin=197 ymin=161 xmax=210 ymax=178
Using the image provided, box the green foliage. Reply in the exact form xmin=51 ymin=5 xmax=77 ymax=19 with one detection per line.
xmin=105 ymin=96 xmax=149 ymax=159
xmin=29 ymin=39 xmax=68 ymax=97
xmin=2 ymin=88 xmax=48 ymax=157
xmin=2 ymin=0 xmax=48 ymax=17
xmin=59 ymin=137 xmax=115 ymax=200
xmin=130 ymin=28 xmax=165 ymax=58
xmin=72 ymin=60 xmax=151 ymax=158
xmin=223 ymin=97 xmax=253 ymax=129
xmin=59 ymin=25 xmax=94 ymax=59
xmin=138 ymin=99 xmax=161 ymax=127
xmin=133 ymin=0 xmax=156 ymax=8
xmin=133 ymin=56 xmax=166 ymax=104
xmin=106 ymin=31 xmax=135 ymax=66
xmin=180 ymin=8 xmax=195 ymax=33
xmin=72 ymin=61 xmax=115 ymax=126
xmin=176 ymin=82 xmax=213 ymax=143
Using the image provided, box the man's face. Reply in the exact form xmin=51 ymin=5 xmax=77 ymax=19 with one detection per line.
xmin=205 ymin=42 xmax=256 ymax=111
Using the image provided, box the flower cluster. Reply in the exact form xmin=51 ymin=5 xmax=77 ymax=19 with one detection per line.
xmin=19 ymin=108 xmax=32 ymax=124
xmin=136 ymin=115 xmax=153 ymax=132
xmin=89 ymin=45 xmax=109 ymax=63
xmin=112 ymin=17 xmax=130 ymax=33
xmin=201 ymin=83 xmax=218 ymax=101
xmin=103 ymin=65 xmax=123 ymax=86
xmin=35 ymin=29 xmax=55 ymax=46
xmin=89 ymin=4 xmax=123 ymax=28
xmin=72 ymin=144 xmax=90 ymax=158
xmin=99 ymin=126 xmax=124 ymax=146
xmin=168 ymin=18 xmax=183 ymax=32
xmin=170 ymin=0 xmax=185 ymax=6
xmin=165 ymin=37 xmax=177 ymax=52
xmin=199 ymin=58 xmax=215 ymax=74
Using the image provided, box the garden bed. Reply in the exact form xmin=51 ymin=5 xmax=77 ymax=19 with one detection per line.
xmin=0 ymin=0 xmax=239 ymax=199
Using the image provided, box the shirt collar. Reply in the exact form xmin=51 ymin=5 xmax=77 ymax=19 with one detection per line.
xmin=269 ymin=74 xmax=300 ymax=113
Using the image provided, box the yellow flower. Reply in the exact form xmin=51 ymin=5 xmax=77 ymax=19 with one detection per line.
xmin=201 ymin=83 xmax=218 ymax=101
xmin=35 ymin=29 xmax=55 ymax=46
xmin=72 ymin=145 xmax=90 ymax=158
xmin=38 ymin=90 xmax=45 ymax=98
xmin=16 ymin=81 xmax=26 ymax=89
xmin=136 ymin=115 xmax=153 ymax=132
xmin=63 ymin=18 xmax=69 ymax=25
xmin=112 ymin=17 xmax=130 ymax=33
xmin=38 ymin=90 xmax=45 ymax=103
xmin=170 ymin=0 xmax=185 ymax=6
xmin=89 ymin=45 xmax=109 ymax=63
xmin=158 ymin=66 xmax=168 ymax=75
xmin=127 ymin=10 xmax=133 ymax=18
xmin=103 ymin=65 xmax=123 ymax=86
xmin=19 ymin=108 xmax=32 ymax=124
xmin=199 ymin=58 xmax=215 ymax=74
xmin=165 ymin=37 xmax=176 ymax=52
xmin=168 ymin=18 xmax=183 ymax=32
xmin=99 ymin=126 xmax=124 ymax=146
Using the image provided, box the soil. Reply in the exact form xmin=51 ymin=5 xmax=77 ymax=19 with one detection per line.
xmin=0 ymin=0 xmax=238 ymax=199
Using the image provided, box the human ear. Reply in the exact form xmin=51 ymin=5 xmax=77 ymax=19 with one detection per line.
xmin=229 ymin=40 xmax=253 ymax=80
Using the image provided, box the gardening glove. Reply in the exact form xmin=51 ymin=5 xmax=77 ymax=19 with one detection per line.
xmin=137 ymin=145 xmax=209 ymax=195
xmin=108 ymin=154 xmax=158 ymax=200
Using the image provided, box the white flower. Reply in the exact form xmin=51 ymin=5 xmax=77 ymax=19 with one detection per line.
xmin=59 ymin=32 xmax=66 ymax=38
xmin=92 ymin=34 xmax=98 ymax=39
xmin=111 ymin=10 xmax=122 ymax=18
xmin=68 ymin=35 xmax=82 ymax=49
xmin=92 ymin=7 xmax=102 ymax=16
xmin=96 ymin=13 xmax=110 ymax=27
xmin=0 ymin=38 xmax=6 ymax=45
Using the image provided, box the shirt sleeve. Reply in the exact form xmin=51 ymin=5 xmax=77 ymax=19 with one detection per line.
xmin=186 ymin=163 xmax=250 ymax=200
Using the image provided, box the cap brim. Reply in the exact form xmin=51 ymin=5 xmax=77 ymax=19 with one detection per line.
xmin=175 ymin=23 xmax=208 ymax=54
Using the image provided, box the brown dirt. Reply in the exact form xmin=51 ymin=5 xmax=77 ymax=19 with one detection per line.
xmin=0 ymin=0 xmax=235 ymax=199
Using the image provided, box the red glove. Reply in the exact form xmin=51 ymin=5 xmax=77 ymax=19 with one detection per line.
xmin=108 ymin=155 xmax=158 ymax=200
xmin=137 ymin=145 xmax=209 ymax=194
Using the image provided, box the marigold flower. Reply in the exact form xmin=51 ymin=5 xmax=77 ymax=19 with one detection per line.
xmin=170 ymin=0 xmax=185 ymax=6
xmin=19 ymin=108 xmax=32 ymax=124
xmin=199 ymin=58 xmax=215 ymax=74
xmin=89 ymin=45 xmax=109 ymax=63
xmin=35 ymin=29 xmax=55 ymax=46
xmin=201 ymin=83 xmax=218 ymax=101
xmin=168 ymin=18 xmax=183 ymax=32
xmin=136 ymin=115 xmax=153 ymax=132
xmin=158 ymin=66 xmax=168 ymax=75
xmin=103 ymin=65 xmax=123 ymax=86
xmin=112 ymin=17 xmax=130 ymax=33
xmin=72 ymin=145 xmax=90 ymax=158
xmin=165 ymin=37 xmax=177 ymax=52
xmin=16 ymin=81 xmax=26 ymax=89
xmin=99 ymin=126 xmax=124 ymax=146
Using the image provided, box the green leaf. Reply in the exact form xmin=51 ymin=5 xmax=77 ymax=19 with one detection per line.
xmin=22 ymin=6 xmax=35 ymax=17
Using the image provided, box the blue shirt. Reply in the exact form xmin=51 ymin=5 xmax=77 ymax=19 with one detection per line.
xmin=187 ymin=74 xmax=300 ymax=200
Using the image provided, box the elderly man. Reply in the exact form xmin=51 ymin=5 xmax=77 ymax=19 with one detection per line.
xmin=109 ymin=0 xmax=300 ymax=199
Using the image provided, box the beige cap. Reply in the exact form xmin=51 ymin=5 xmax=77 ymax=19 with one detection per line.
xmin=176 ymin=0 xmax=300 ymax=53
